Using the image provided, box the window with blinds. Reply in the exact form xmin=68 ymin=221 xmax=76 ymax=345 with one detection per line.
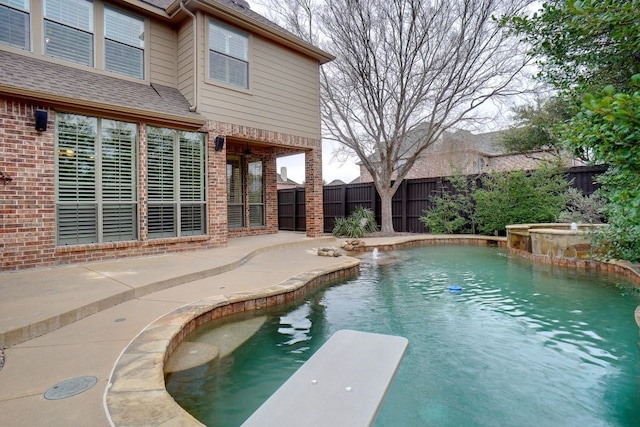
xmin=44 ymin=0 xmax=94 ymax=66
xmin=56 ymin=113 xmax=137 ymax=245
xmin=248 ymin=159 xmax=264 ymax=226
xmin=209 ymin=19 xmax=249 ymax=89
xmin=147 ymin=127 xmax=206 ymax=238
xmin=227 ymin=156 xmax=243 ymax=228
xmin=104 ymin=5 xmax=144 ymax=79
xmin=0 ymin=0 xmax=30 ymax=50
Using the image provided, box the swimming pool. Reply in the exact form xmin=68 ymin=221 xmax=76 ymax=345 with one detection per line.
xmin=166 ymin=245 xmax=640 ymax=426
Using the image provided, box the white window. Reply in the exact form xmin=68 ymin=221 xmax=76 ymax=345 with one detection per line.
xmin=227 ymin=155 xmax=243 ymax=228
xmin=209 ymin=19 xmax=249 ymax=89
xmin=226 ymin=155 xmax=265 ymax=228
xmin=56 ymin=113 xmax=138 ymax=245
xmin=0 ymin=0 xmax=30 ymax=50
xmin=44 ymin=0 xmax=94 ymax=66
xmin=248 ymin=159 xmax=264 ymax=226
xmin=104 ymin=5 xmax=144 ymax=79
xmin=147 ymin=128 xmax=206 ymax=238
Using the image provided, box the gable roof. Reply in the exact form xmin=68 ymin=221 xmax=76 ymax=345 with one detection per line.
xmin=277 ymin=173 xmax=299 ymax=185
xmin=0 ymin=51 xmax=205 ymax=129
xmin=326 ymin=179 xmax=346 ymax=186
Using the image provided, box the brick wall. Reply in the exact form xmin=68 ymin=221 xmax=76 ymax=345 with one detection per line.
xmin=0 ymin=100 xmax=57 ymax=270
xmin=1 ymin=99 xmax=324 ymax=271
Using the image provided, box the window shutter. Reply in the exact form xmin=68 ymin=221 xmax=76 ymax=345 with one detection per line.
xmin=44 ymin=20 xmax=93 ymax=66
xmin=208 ymin=19 xmax=249 ymax=89
xmin=105 ymin=40 xmax=143 ymax=78
xmin=0 ymin=3 xmax=29 ymax=50
xmin=102 ymin=120 xmax=137 ymax=241
xmin=179 ymin=132 xmax=205 ymax=235
xmin=248 ymin=159 xmax=264 ymax=226
xmin=104 ymin=6 xmax=144 ymax=78
xmin=57 ymin=204 xmax=97 ymax=244
xmin=56 ymin=114 xmax=98 ymax=244
xmin=227 ymin=156 xmax=243 ymax=228
xmin=147 ymin=127 xmax=176 ymax=238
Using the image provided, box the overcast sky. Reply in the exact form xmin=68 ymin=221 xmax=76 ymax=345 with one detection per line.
xmin=276 ymin=140 xmax=360 ymax=185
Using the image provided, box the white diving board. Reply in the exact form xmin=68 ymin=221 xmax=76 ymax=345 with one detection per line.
xmin=242 ymin=329 xmax=409 ymax=427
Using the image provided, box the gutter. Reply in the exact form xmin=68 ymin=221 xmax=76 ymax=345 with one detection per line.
xmin=0 ymin=85 xmax=206 ymax=130
xmin=180 ymin=1 xmax=199 ymax=113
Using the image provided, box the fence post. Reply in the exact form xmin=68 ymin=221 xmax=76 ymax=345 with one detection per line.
xmin=370 ymin=182 xmax=378 ymax=220
xmin=292 ymin=187 xmax=298 ymax=231
xmin=401 ymin=180 xmax=408 ymax=232
xmin=341 ymin=184 xmax=347 ymax=218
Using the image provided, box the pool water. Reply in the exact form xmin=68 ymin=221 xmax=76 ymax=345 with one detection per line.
xmin=166 ymin=246 xmax=640 ymax=426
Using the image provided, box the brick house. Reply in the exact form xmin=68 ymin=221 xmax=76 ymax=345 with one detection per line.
xmin=0 ymin=0 xmax=333 ymax=271
xmin=359 ymin=128 xmax=585 ymax=182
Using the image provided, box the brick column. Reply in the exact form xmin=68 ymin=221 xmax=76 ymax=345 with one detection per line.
xmin=305 ymin=147 xmax=323 ymax=236
xmin=206 ymin=129 xmax=228 ymax=245
xmin=264 ymin=151 xmax=278 ymax=232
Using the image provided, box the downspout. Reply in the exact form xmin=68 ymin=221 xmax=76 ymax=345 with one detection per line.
xmin=180 ymin=1 xmax=198 ymax=112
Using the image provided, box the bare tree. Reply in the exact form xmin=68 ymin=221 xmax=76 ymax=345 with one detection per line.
xmin=259 ymin=0 xmax=535 ymax=233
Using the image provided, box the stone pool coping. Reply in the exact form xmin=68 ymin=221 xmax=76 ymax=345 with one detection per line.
xmin=104 ymin=234 xmax=640 ymax=426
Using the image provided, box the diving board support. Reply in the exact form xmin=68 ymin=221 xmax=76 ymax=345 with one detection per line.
xmin=242 ymin=329 xmax=409 ymax=427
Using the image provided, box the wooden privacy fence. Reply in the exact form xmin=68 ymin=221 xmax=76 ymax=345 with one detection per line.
xmin=277 ymin=165 xmax=608 ymax=234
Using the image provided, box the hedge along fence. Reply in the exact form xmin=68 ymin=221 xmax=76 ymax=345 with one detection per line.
xmin=277 ymin=165 xmax=608 ymax=234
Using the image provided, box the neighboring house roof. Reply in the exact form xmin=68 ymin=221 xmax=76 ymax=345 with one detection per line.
xmin=349 ymin=176 xmax=362 ymax=184
xmin=326 ymin=179 xmax=346 ymax=186
xmin=277 ymin=173 xmax=299 ymax=186
xmin=362 ymin=127 xmax=513 ymax=165
xmin=0 ymin=51 xmax=205 ymax=129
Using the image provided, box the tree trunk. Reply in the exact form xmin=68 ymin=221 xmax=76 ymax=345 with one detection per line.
xmin=379 ymin=188 xmax=395 ymax=233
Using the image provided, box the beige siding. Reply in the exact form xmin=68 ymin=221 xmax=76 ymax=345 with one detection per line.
xmin=149 ymin=20 xmax=177 ymax=87
xmin=198 ymin=19 xmax=322 ymax=140
xmin=177 ymin=21 xmax=195 ymax=105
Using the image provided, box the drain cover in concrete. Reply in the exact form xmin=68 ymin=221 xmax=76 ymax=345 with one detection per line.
xmin=44 ymin=376 xmax=98 ymax=400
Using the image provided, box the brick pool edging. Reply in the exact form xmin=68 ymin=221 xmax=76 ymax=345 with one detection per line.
xmin=104 ymin=258 xmax=360 ymax=427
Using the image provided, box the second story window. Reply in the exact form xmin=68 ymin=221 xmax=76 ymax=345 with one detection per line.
xmin=44 ymin=0 xmax=94 ymax=66
xmin=0 ymin=0 xmax=30 ymax=50
xmin=104 ymin=5 xmax=144 ymax=79
xmin=209 ymin=19 xmax=249 ymax=89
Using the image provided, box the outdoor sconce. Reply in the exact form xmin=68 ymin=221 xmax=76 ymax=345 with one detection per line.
xmin=35 ymin=109 xmax=48 ymax=131
xmin=214 ymin=135 xmax=225 ymax=152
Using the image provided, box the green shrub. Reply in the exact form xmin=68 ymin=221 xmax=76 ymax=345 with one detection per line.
xmin=332 ymin=206 xmax=378 ymax=238
xmin=558 ymin=188 xmax=606 ymax=224
xmin=473 ymin=163 xmax=568 ymax=235
xmin=419 ymin=173 xmax=475 ymax=234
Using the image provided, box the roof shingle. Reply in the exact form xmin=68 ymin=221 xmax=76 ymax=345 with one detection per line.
xmin=0 ymin=51 xmax=204 ymax=126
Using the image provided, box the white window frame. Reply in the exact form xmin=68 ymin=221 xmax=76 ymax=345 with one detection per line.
xmin=43 ymin=0 xmax=94 ymax=66
xmin=146 ymin=127 xmax=207 ymax=239
xmin=55 ymin=113 xmax=138 ymax=245
xmin=227 ymin=155 xmax=244 ymax=228
xmin=208 ymin=18 xmax=250 ymax=90
xmin=0 ymin=0 xmax=30 ymax=51
xmin=248 ymin=158 xmax=264 ymax=227
xmin=104 ymin=4 xmax=144 ymax=79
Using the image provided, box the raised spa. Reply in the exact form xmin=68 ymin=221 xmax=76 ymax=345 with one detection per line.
xmin=166 ymin=245 xmax=640 ymax=426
